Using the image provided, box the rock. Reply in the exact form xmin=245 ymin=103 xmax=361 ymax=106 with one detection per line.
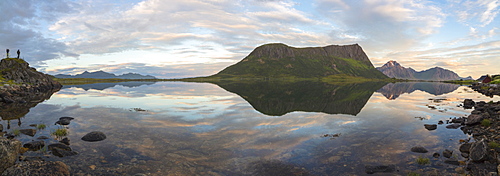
xmin=0 ymin=124 xmax=3 ymax=132
xmin=433 ymin=152 xmax=440 ymax=158
xmin=59 ymin=137 xmax=70 ymax=145
xmin=411 ymin=146 xmax=428 ymax=153
xmin=48 ymin=143 xmax=72 ymax=151
xmin=23 ymin=141 xmax=45 ymax=151
xmin=466 ymin=114 xmax=484 ymax=125
xmin=21 ymin=156 xmax=44 ymax=161
xmin=460 ymin=143 xmax=472 ymax=153
xmin=461 ymin=153 xmax=469 ymax=158
xmin=4 ymin=133 xmax=15 ymax=139
xmin=455 ymin=167 xmax=465 ymax=174
xmin=81 ymin=131 xmax=106 ymax=142
xmin=0 ymin=137 xmax=21 ymax=173
xmin=51 ymin=147 xmax=78 ymax=157
xmin=467 ymin=162 xmax=498 ymax=176
xmin=451 ymin=117 xmax=465 ymax=123
xmin=37 ymin=136 xmax=49 ymax=140
xmin=470 ymin=140 xmax=488 ymax=162
xmin=424 ymin=124 xmax=437 ymax=130
xmin=444 ymin=158 xmax=460 ymax=165
xmin=19 ymin=129 xmax=36 ymax=136
xmin=1 ymin=161 xmax=70 ymax=176
xmin=464 ymin=99 xmax=475 ymax=109
xmin=364 ymin=165 xmax=396 ymax=174
xmin=443 ymin=149 xmax=453 ymax=158
xmin=438 ymin=120 xmax=444 ymax=125
xmin=446 ymin=123 xmax=461 ymax=129
xmin=55 ymin=117 xmax=74 ymax=126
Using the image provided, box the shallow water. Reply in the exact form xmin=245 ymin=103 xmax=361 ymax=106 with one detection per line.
xmin=2 ymin=81 xmax=500 ymax=175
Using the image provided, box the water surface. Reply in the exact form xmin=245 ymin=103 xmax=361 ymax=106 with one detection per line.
xmin=2 ymin=81 xmax=499 ymax=175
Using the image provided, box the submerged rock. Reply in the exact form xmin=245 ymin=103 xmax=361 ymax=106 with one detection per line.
xmin=424 ymin=124 xmax=437 ymax=131
xmin=446 ymin=123 xmax=461 ymax=129
xmin=81 ymin=131 xmax=106 ymax=142
xmin=459 ymin=143 xmax=472 ymax=153
xmin=411 ymin=146 xmax=428 ymax=153
xmin=51 ymin=147 xmax=78 ymax=157
xmin=19 ymin=129 xmax=36 ymax=136
xmin=0 ymin=137 xmax=21 ymax=173
xmin=23 ymin=141 xmax=45 ymax=151
xmin=443 ymin=149 xmax=453 ymax=158
xmin=59 ymin=137 xmax=70 ymax=145
xmin=365 ymin=165 xmax=396 ymax=174
xmin=1 ymin=161 xmax=70 ymax=176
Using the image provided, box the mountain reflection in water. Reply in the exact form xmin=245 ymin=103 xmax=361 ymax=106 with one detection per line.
xmin=62 ymin=81 xmax=156 ymax=91
xmin=211 ymin=81 xmax=387 ymax=116
xmin=377 ymin=82 xmax=460 ymax=100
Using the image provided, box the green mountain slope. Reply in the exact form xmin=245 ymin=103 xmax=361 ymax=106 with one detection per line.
xmin=212 ymin=43 xmax=387 ymax=79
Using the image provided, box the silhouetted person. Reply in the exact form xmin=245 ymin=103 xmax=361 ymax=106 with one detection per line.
xmin=17 ymin=49 xmax=20 ymax=59
xmin=6 ymin=49 xmax=9 ymax=58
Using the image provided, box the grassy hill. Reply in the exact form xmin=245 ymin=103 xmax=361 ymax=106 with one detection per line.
xmin=210 ymin=43 xmax=388 ymax=80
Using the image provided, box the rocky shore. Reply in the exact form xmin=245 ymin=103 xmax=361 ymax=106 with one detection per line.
xmin=471 ymin=83 xmax=500 ymax=97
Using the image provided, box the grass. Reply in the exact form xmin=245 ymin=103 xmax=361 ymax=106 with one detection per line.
xmin=488 ymin=141 xmax=500 ymax=148
xmin=12 ymin=129 xmax=20 ymax=136
xmin=481 ymin=119 xmax=491 ymax=127
xmin=407 ymin=172 xmax=420 ymax=176
xmin=52 ymin=128 xmax=68 ymax=137
xmin=416 ymin=157 xmax=430 ymax=165
xmin=36 ymin=124 xmax=46 ymax=130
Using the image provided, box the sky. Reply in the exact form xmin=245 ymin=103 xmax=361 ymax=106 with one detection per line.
xmin=0 ymin=0 xmax=499 ymax=79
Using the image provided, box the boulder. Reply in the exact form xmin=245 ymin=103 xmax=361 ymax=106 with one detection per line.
xmin=444 ymin=158 xmax=460 ymax=165
xmin=0 ymin=137 xmax=21 ymax=173
xmin=464 ymin=99 xmax=475 ymax=109
xmin=466 ymin=114 xmax=484 ymax=125
xmin=411 ymin=146 xmax=428 ymax=153
xmin=55 ymin=117 xmax=74 ymax=126
xmin=81 ymin=131 xmax=106 ymax=142
xmin=470 ymin=140 xmax=488 ymax=162
xmin=424 ymin=124 xmax=437 ymax=131
xmin=1 ymin=161 xmax=69 ymax=176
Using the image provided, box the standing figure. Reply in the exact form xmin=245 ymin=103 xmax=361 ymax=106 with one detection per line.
xmin=6 ymin=49 xmax=9 ymax=58
xmin=17 ymin=49 xmax=20 ymax=59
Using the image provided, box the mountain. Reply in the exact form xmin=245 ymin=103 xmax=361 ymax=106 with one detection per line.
xmin=376 ymin=61 xmax=461 ymax=81
xmin=212 ymin=43 xmax=388 ymax=79
xmin=54 ymin=71 xmax=157 ymax=79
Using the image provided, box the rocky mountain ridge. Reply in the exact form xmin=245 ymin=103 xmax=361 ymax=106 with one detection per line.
xmin=0 ymin=58 xmax=61 ymax=104
xmin=213 ymin=43 xmax=388 ymax=79
xmin=376 ymin=60 xmax=463 ymax=81
xmin=54 ymin=70 xmax=156 ymax=79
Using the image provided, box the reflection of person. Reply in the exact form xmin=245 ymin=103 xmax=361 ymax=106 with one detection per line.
xmin=6 ymin=49 xmax=9 ymax=58
xmin=17 ymin=49 xmax=20 ymax=59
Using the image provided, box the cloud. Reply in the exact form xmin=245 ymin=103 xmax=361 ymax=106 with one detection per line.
xmin=0 ymin=0 xmax=79 ymax=64
xmin=316 ymin=0 xmax=445 ymax=52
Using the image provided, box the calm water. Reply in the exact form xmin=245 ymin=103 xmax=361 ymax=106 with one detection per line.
xmin=2 ymin=81 xmax=500 ymax=175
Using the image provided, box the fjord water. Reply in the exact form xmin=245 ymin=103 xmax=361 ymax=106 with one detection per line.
xmin=4 ymin=81 xmax=500 ymax=175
